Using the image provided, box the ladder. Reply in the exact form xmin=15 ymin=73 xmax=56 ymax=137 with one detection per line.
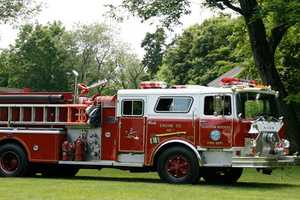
xmin=0 ymin=104 xmax=88 ymax=126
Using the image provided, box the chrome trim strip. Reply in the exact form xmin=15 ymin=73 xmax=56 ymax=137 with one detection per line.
xmin=0 ymin=104 xmax=86 ymax=107
xmin=196 ymin=147 xmax=244 ymax=152
xmin=0 ymin=121 xmax=86 ymax=125
xmin=203 ymin=163 xmax=231 ymax=167
xmin=58 ymin=160 xmax=144 ymax=167
xmin=196 ymin=146 xmax=207 ymax=151
xmin=0 ymin=129 xmax=65 ymax=134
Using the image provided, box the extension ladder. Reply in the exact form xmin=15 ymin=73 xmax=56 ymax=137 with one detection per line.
xmin=0 ymin=104 xmax=88 ymax=126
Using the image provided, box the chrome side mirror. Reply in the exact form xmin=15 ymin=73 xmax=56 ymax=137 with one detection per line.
xmin=238 ymin=113 xmax=242 ymax=119
xmin=213 ymin=111 xmax=218 ymax=117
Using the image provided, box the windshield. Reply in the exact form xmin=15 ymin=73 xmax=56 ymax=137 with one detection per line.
xmin=236 ymin=92 xmax=279 ymax=119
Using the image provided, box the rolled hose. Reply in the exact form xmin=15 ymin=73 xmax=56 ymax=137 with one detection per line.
xmin=0 ymin=95 xmax=64 ymax=104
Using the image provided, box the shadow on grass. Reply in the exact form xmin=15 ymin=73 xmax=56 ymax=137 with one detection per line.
xmin=203 ymin=181 xmax=299 ymax=189
xmin=32 ymin=175 xmax=162 ymax=184
xmin=30 ymin=175 xmax=299 ymax=189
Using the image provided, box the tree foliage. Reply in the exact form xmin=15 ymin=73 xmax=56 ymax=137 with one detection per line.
xmin=141 ymin=27 xmax=166 ymax=78
xmin=117 ymin=0 xmax=300 ymax=87
xmin=69 ymin=23 xmax=147 ymax=94
xmin=121 ymin=0 xmax=191 ymax=28
xmin=0 ymin=0 xmax=40 ymax=23
xmin=0 ymin=22 xmax=147 ymax=93
xmin=3 ymin=22 xmax=74 ymax=91
xmin=158 ymin=16 xmax=248 ymax=85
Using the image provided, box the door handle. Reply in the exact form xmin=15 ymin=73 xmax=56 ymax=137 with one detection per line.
xmin=148 ymin=121 xmax=157 ymax=125
xmin=200 ymin=120 xmax=208 ymax=123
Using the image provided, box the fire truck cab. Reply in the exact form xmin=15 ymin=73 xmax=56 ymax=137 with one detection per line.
xmin=0 ymin=80 xmax=298 ymax=184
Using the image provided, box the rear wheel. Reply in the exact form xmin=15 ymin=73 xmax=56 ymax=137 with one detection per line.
xmin=0 ymin=144 xmax=28 ymax=177
xmin=157 ymin=146 xmax=200 ymax=184
xmin=202 ymin=167 xmax=243 ymax=184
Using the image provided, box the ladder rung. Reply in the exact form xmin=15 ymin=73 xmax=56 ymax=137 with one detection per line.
xmin=7 ymin=107 xmax=12 ymax=121
xmin=43 ymin=107 xmax=47 ymax=122
xmin=31 ymin=107 xmax=35 ymax=122
xmin=55 ymin=107 xmax=60 ymax=122
xmin=20 ymin=107 xmax=24 ymax=122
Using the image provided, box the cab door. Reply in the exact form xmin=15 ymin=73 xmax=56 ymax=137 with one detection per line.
xmin=119 ymin=98 xmax=146 ymax=152
xmin=199 ymin=94 xmax=234 ymax=148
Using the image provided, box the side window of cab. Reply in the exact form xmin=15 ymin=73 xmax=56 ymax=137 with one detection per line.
xmin=204 ymin=95 xmax=232 ymax=116
xmin=155 ymin=97 xmax=193 ymax=113
xmin=122 ymin=100 xmax=144 ymax=116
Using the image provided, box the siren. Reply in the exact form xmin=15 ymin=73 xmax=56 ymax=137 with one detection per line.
xmin=139 ymin=81 xmax=167 ymax=89
xmin=221 ymin=77 xmax=257 ymax=87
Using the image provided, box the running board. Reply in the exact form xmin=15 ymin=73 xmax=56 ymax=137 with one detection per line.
xmin=58 ymin=160 xmax=144 ymax=167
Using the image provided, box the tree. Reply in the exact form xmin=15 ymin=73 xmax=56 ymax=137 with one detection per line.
xmin=115 ymin=49 xmax=148 ymax=89
xmin=70 ymin=24 xmax=147 ymax=94
xmin=158 ymin=16 xmax=246 ymax=85
xmin=70 ymin=23 xmax=114 ymax=84
xmin=117 ymin=0 xmax=300 ymax=151
xmin=3 ymin=22 xmax=74 ymax=91
xmin=0 ymin=50 xmax=10 ymax=86
xmin=0 ymin=0 xmax=40 ymax=23
xmin=141 ymin=27 xmax=166 ymax=78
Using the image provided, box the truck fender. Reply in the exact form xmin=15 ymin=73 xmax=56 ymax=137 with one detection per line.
xmin=0 ymin=137 xmax=31 ymax=161
xmin=152 ymin=139 xmax=202 ymax=166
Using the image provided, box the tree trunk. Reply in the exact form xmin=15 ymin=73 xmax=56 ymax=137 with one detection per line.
xmin=239 ymin=0 xmax=300 ymax=152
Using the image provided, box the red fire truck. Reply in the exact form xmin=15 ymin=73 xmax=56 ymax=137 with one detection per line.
xmin=0 ymin=79 xmax=298 ymax=184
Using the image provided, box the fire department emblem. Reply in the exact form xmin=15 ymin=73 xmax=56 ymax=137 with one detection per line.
xmin=210 ymin=130 xmax=221 ymax=141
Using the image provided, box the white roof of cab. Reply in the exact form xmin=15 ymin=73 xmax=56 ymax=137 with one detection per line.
xmin=118 ymin=86 xmax=233 ymax=96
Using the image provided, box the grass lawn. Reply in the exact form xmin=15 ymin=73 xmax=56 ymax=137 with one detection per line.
xmin=1 ymin=167 xmax=300 ymax=200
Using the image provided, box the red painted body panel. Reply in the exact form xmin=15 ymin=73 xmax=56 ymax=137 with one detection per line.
xmin=145 ymin=118 xmax=196 ymax=165
xmin=96 ymin=96 xmax=116 ymax=107
xmin=101 ymin=107 xmax=118 ymax=161
xmin=199 ymin=118 xmax=233 ymax=148
xmin=233 ymin=120 xmax=251 ymax=147
xmin=0 ymin=132 xmax=65 ymax=163
xmin=119 ymin=117 xmax=145 ymax=152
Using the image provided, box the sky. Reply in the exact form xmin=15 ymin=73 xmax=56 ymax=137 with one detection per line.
xmin=0 ymin=0 xmax=215 ymax=58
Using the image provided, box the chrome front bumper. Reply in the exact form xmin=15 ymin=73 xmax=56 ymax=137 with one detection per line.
xmin=232 ymin=156 xmax=300 ymax=168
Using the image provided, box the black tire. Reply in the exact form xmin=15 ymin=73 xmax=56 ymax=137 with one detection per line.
xmin=157 ymin=146 xmax=200 ymax=184
xmin=202 ymin=167 xmax=243 ymax=184
xmin=42 ymin=165 xmax=79 ymax=178
xmin=0 ymin=144 xmax=28 ymax=177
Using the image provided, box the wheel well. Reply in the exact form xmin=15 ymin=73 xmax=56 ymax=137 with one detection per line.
xmin=0 ymin=139 xmax=29 ymax=159
xmin=153 ymin=142 xmax=200 ymax=169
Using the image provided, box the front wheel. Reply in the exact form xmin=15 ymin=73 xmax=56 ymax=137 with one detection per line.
xmin=0 ymin=144 xmax=28 ymax=177
xmin=157 ymin=146 xmax=200 ymax=184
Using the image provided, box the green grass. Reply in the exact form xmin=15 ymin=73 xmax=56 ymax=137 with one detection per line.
xmin=1 ymin=167 xmax=300 ymax=200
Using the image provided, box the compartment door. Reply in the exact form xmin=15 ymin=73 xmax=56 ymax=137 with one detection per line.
xmin=119 ymin=98 xmax=146 ymax=152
